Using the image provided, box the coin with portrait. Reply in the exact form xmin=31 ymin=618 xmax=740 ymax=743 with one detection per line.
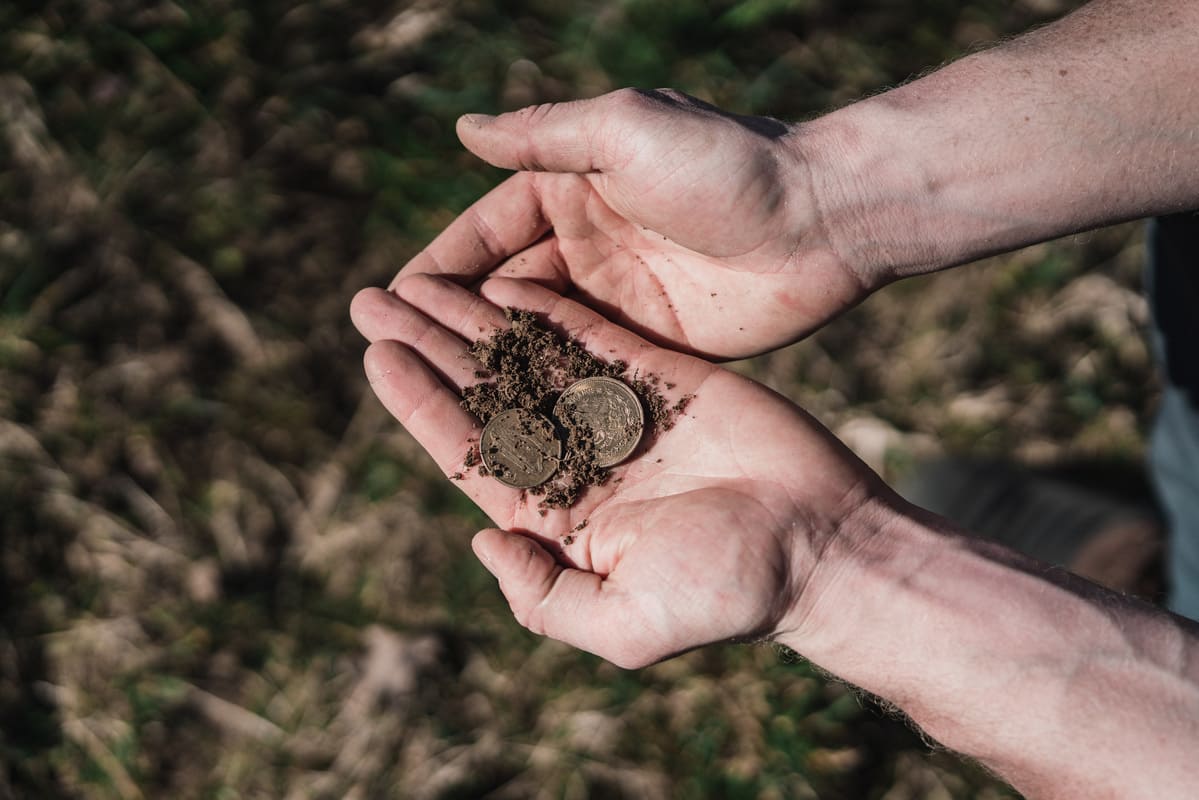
xmin=554 ymin=376 xmax=645 ymax=468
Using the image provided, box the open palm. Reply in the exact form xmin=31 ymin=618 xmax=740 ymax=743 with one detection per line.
xmin=351 ymin=274 xmax=878 ymax=667
xmin=393 ymin=89 xmax=867 ymax=359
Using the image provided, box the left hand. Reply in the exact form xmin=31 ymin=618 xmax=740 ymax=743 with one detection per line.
xmin=351 ymin=275 xmax=880 ymax=667
xmin=388 ymin=89 xmax=868 ymax=360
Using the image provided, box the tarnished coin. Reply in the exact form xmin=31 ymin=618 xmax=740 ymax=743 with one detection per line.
xmin=480 ymin=409 xmax=562 ymax=488
xmin=554 ymin=376 xmax=645 ymax=468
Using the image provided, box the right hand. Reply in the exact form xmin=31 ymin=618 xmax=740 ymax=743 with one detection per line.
xmin=351 ymin=274 xmax=883 ymax=667
xmin=392 ymin=89 xmax=870 ymax=360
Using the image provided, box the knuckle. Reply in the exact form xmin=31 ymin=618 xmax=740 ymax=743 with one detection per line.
xmin=609 ymin=87 xmax=649 ymax=112
xmin=520 ymin=102 xmax=558 ymax=126
xmin=513 ymin=602 xmax=547 ymax=637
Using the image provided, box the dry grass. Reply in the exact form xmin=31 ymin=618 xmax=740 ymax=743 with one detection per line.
xmin=2 ymin=1 xmax=1157 ymax=797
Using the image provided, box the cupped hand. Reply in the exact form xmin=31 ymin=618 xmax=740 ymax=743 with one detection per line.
xmin=351 ymin=274 xmax=881 ymax=667
xmin=392 ymin=89 xmax=868 ymax=360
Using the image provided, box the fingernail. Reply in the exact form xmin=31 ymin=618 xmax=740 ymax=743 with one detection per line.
xmin=472 ymin=535 xmax=496 ymax=571
xmin=460 ymin=113 xmax=495 ymax=128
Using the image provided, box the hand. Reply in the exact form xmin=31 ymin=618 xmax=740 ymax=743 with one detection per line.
xmin=350 ymin=274 xmax=880 ymax=667
xmin=391 ymin=89 xmax=869 ymax=360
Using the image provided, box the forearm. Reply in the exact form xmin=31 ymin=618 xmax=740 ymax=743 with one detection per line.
xmin=796 ymin=0 xmax=1199 ymax=286
xmin=781 ymin=495 xmax=1199 ymax=799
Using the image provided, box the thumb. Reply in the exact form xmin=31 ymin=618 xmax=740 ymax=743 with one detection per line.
xmin=457 ymin=90 xmax=643 ymax=174
xmin=471 ymin=527 xmax=657 ymax=668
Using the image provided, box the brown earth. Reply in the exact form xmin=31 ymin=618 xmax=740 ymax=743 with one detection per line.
xmin=460 ymin=308 xmax=690 ymax=509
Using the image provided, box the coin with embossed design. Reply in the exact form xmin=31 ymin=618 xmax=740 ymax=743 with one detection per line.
xmin=479 ymin=408 xmax=562 ymax=488
xmin=554 ymin=377 xmax=645 ymax=468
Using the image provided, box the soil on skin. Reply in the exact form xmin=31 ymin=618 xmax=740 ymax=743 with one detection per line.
xmin=461 ymin=308 xmax=692 ymax=509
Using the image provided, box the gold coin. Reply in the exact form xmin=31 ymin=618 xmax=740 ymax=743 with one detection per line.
xmin=554 ymin=377 xmax=645 ymax=468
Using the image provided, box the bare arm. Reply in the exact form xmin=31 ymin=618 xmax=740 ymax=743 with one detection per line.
xmin=782 ymin=496 xmax=1199 ymax=799
xmin=803 ymin=0 xmax=1199 ymax=287
xmin=353 ymin=276 xmax=1199 ymax=799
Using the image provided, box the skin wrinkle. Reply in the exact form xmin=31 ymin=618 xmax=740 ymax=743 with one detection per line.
xmin=714 ymin=482 xmax=810 ymax=633
xmin=785 ymin=492 xmax=889 ymax=641
xmin=523 ymin=172 xmax=550 ymax=236
xmin=582 ymin=106 xmax=608 ymax=174
xmin=465 ymin=207 xmax=505 ymax=266
xmin=525 ymin=555 xmax=570 ymax=635
xmin=580 ymin=179 xmax=622 ymax=253
xmin=519 ymin=103 xmax=564 ymax=172
xmin=390 ymin=368 xmax=439 ymax=441
xmin=642 ymin=260 xmax=687 ymax=344
xmin=647 ymin=127 xmax=704 ymax=194
xmin=543 ymin=235 xmax=570 ymax=288
xmin=726 ymin=409 xmax=757 ymax=485
xmin=715 ymin=490 xmax=797 ymax=634
xmin=780 ymin=125 xmax=868 ymax=294
xmin=447 ymin=288 xmax=490 ymax=343
xmin=604 ymin=120 xmax=649 ymax=177
xmin=542 ymin=294 xmax=606 ymax=349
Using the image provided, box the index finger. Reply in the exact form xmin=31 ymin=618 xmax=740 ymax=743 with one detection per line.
xmin=393 ymin=172 xmax=552 ymax=288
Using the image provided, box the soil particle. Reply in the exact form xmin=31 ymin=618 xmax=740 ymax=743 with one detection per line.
xmin=459 ymin=308 xmax=686 ymax=508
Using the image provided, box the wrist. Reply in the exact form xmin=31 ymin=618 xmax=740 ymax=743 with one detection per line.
xmin=772 ymin=485 xmax=916 ymax=655
xmin=787 ymin=8 xmax=1199 ymax=288
xmin=773 ymin=482 xmax=1199 ymax=797
xmin=781 ymin=106 xmax=912 ymax=294
xmin=782 ymin=55 xmax=1014 ymax=290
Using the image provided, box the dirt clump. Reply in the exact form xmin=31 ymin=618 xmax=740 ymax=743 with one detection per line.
xmin=460 ymin=308 xmax=691 ymax=508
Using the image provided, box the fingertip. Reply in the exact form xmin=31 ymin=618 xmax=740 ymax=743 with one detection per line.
xmin=457 ymin=113 xmax=499 ymax=157
xmin=362 ymin=339 xmax=407 ymax=385
xmin=457 ymin=99 xmax=614 ymax=173
xmin=481 ymin=528 xmax=553 ymax=576
xmin=472 ymin=528 xmax=506 ymax=575
xmin=457 ymin=112 xmax=496 ymax=131
xmin=349 ymin=286 xmax=395 ymax=337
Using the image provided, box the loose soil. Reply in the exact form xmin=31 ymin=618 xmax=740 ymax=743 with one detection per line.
xmin=461 ymin=308 xmax=691 ymax=509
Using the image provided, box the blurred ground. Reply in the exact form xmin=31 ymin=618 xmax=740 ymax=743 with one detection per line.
xmin=0 ymin=0 xmax=1158 ymax=798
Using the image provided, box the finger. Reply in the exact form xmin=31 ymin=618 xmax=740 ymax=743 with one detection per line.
xmin=457 ymin=89 xmax=644 ymax=173
xmin=472 ymin=528 xmax=663 ymax=669
xmin=364 ymin=341 xmax=513 ymax=514
xmin=350 ymin=287 xmax=484 ymax=392
xmin=390 ymin=273 xmax=510 ymax=342
xmin=393 ymin=172 xmax=551 ymax=286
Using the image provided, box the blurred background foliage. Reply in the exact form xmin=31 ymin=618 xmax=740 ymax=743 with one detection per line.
xmin=1 ymin=0 xmax=1159 ymax=797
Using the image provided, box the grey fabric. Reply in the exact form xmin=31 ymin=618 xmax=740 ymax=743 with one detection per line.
xmin=897 ymin=458 xmax=1147 ymax=568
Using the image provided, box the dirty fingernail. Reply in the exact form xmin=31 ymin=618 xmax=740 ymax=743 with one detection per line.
xmin=459 ymin=113 xmax=495 ymax=128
